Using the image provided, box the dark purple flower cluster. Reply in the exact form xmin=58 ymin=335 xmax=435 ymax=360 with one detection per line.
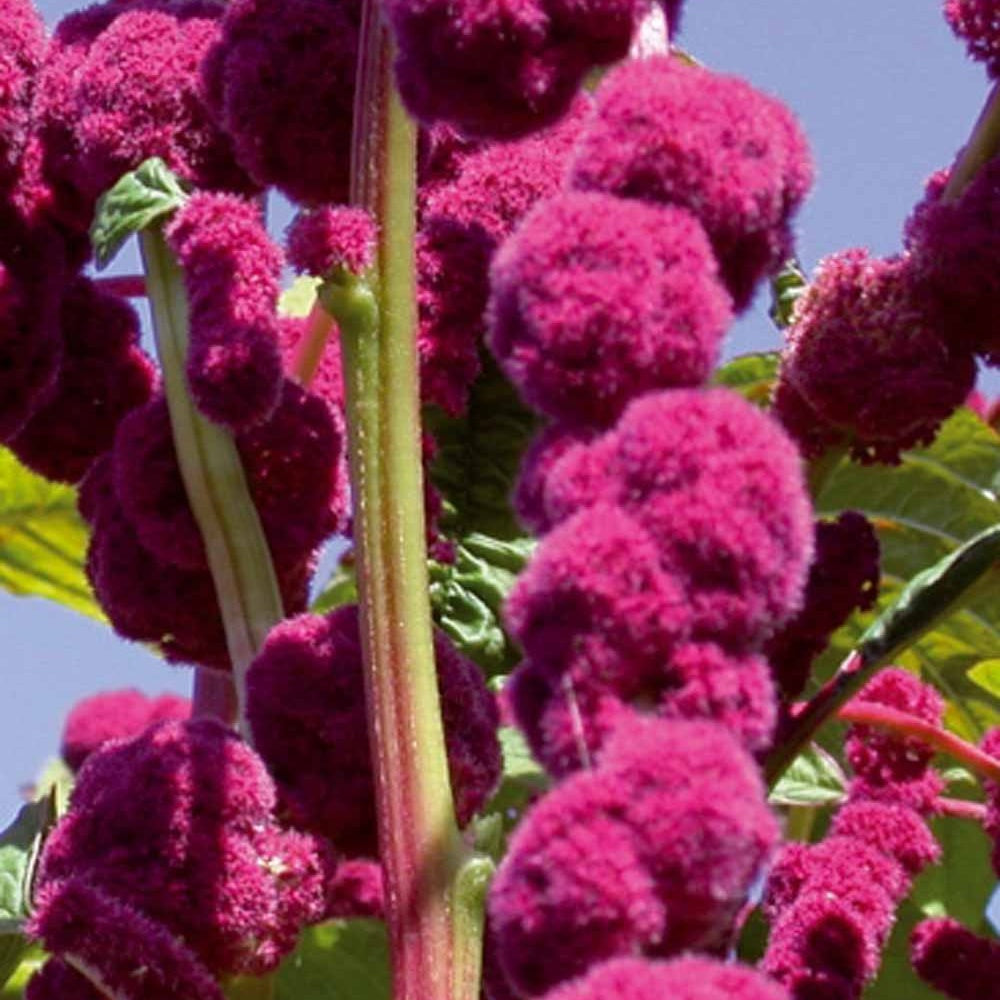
xmin=943 ymin=0 xmax=1000 ymax=77
xmin=246 ymin=604 xmax=501 ymax=855
xmin=60 ymin=687 xmax=190 ymax=772
xmin=490 ymin=719 xmax=780 ymax=996
xmin=979 ymin=727 xmax=1000 ymax=873
xmin=30 ymin=719 xmax=334 ymax=989
xmin=84 ymin=376 xmax=346 ymax=670
xmin=911 ymin=917 xmax=1000 ymax=1000
xmin=765 ymin=512 xmax=881 ymax=702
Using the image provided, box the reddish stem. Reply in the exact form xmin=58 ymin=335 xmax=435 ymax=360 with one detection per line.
xmin=935 ymin=797 xmax=988 ymax=822
xmin=837 ymin=701 xmax=1000 ymax=785
xmin=93 ymin=275 xmax=147 ymax=298
xmin=191 ymin=668 xmax=238 ymax=725
xmin=289 ymin=299 xmax=337 ymax=388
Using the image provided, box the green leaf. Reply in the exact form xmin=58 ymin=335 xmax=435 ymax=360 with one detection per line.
xmin=968 ymin=659 xmax=1000 ymax=699
xmin=90 ymin=157 xmax=188 ymax=270
xmin=279 ymin=276 xmax=321 ymax=318
xmin=710 ymin=352 xmax=780 ymax=408
xmin=424 ymin=355 xmax=538 ymax=542
xmin=812 ymin=408 xmax=1000 ymax=738
xmin=0 ymin=945 xmax=43 ymax=998
xmin=0 ymin=449 xmax=102 ymax=621
xmin=0 ymin=787 xmax=59 ymax=928
xmin=479 ymin=727 xmax=549 ymax=851
xmin=769 ymin=743 xmax=846 ymax=807
xmin=428 ymin=534 xmax=534 ymax=676
xmin=768 ymin=258 xmax=808 ymax=329
xmin=311 ymin=557 xmax=358 ymax=615
xmin=275 ymin=920 xmax=391 ymax=1000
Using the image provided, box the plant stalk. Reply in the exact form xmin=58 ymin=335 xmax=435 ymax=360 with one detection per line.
xmin=192 ymin=668 xmax=237 ymax=725
xmin=290 ymin=298 xmax=337 ymax=387
xmin=338 ymin=8 xmax=488 ymax=1000
xmin=943 ymin=80 xmax=1000 ymax=202
xmin=139 ymin=228 xmax=285 ymax=737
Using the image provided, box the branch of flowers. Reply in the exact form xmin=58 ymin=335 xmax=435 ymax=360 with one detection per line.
xmin=92 ymin=275 xmax=147 ymax=298
xmin=289 ymin=298 xmax=336 ymax=387
xmin=139 ymin=227 xmax=285 ymax=738
xmin=836 ymin=700 xmax=1000 ymax=785
xmin=338 ymin=6 xmax=486 ymax=1000
xmin=191 ymin=668 xmax=237 ymax=725
xmin=936 ymin=796 xmax=988 ymax=822
xmin=943 ymin=80 xmax=1000 ymax=202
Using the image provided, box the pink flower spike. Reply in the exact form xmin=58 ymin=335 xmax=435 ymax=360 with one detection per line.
xmin=0 ymin=0 xmax=45 ymax=197
xmin=25 ymin=959 xmax=105 ymax=1000
xmin=944 ymin=1 xmax=1000 ymax=78
xmin=911 ymin=917 xmax=1000 ymax=1000
xmin=287 ymin=207 xmax=378 ymax=277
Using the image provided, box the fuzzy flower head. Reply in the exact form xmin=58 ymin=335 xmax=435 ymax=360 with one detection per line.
xmin=388 ymin=0 xmax=634 ymax=138
xmin=0 ymin=0 xmax=44 ymax=196
xmin=418 ymin=99 xmax=590 ymax=413
xmin=911 ymin=917 xmax=1000 ymax=1000
xmin=26 ymin=959 xmax=106 ymax=1000
xmin=490 ymin=718 xmax=779 ymax=995
xmin=488 ymin=192 xmax=732 ymax=428
xmin=247 ymin=606 xmax=501 ymax=855
xmin=36 ymin=719 xmax=332 ymax=977
xmin=979 ymin=728 xmax=1000 ymax=874
xmin=569 ymin=56 xmax=813 ymax=311
xmin=944 ymin=1 xmax=1000 ymax=77
xmin=829 ymin=800 xmax=941 ymax=878
xmin=845 ymin=667 xmax=945 ymax=811
xmin=35 ymin=0 xmax=255 ymax=228
xmin=165 ymin=191 xmax=284 ymax=429
xmin=61 ymin=688 xmax=190 ymax=772
xmin=9 ymin=277 xmax=155 ymax=484
xmin=778 ymin=249 xmax=976 ymax=463
xmin=287 ymin=206 xmax=377 ymax=277
xmin=543 ymin=956 xmax=791 ymax=1000
xmin=906 ymin=162 xmax=1000 ymax=363
xmin=203 ymin=0 xmax=358 ymax=205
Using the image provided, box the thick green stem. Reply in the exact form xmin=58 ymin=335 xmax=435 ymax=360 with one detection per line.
xmin=943 ymin=81 xmax=1000 ymax=202
xmin=338 ymin=9 xmax=486 ymax=1000
xmin=139 ymin=228 xmax=284 ymax=736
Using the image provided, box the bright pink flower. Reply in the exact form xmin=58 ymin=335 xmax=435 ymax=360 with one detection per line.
xmin=911 ymin=917 xmax=1000 ymax=1000
xmin=166 ymin=191 xmax=284 ymax=429
xmin=0 ymin=0 xmax=44 ymax=196
xmin=247 ymin=606 xmax=501 ymax=855
xmin=778 ymin=249 xmax=976 ymax=463
xmin=845 ymin=668 xmax=945 ymax=812
xmin=388 ymin=0 xmax=631 ymax=138
xmin=489 ymin=192 xmax=731 ymax=427
xmin=29 ymin=879 xmax=224 ymax=1000
xmin=907 ymin=162 xmax=1000 ymax=363
xmin=491 ymin=719 xmax=778 ymax=994
xmin=569 ymin=56 xmax=813 ymax=310
xmin=37 ymin=719 xmax=331 ymax=977
xmin=61 ymin=688 xmax=190 ymax=772
xmin=202 ymin=0 xmax=358 ymax=205
xmin=543 ymin=956 xmax=791 ymax=1000
xmin=286 ymin=206 xmax=377 ymax=277
xmin=325 ymin=858 xmax=385 ymax=919
xmin=417 ymin=98 xmax=589 ymax=413
xmin=944 ymin=0 xmax=1000 ymax=77
xmin=9 ymin=277 xmax=154 ymax=484
xmin=766 ymin=512 xmax=880 ymax=700
xmin=829 ymin=800 xmax=941 ymax=877
xmin=979 ymin=728 xmax=1000 ymax=873
xmin=25 ymin=959 xmax=104 ymax=1000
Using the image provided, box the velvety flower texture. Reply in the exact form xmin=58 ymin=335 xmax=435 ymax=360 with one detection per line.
xmin=543 ymin=956 xmax=790 ymax=1000
xmin=9 ymin=277 xmax=155 ymax=484
xmin=247 ymin=605 xmax=501 ymax=855
xmin=0 ymin=0 xmax=44 ymax=196
xmin=418 ymin=98 xmax=590 ymax=413
xmin=61 ymin=688 xmax=190 ymax=772
xmin=980 ymin=728 xmax=1000 ymax=874
xmin=491 ymin=719 xmax=779 ymax=996
xmin=26 ymin=958 xmax=105 ymax=1000
xmin=845 ymin=667 xmax=945 ymax=812
xmin=165 ymin=191 xmax=284 ymax=429
xmin=765 ymin=511 xmax=880 ymax=701
xmin=35 ymin=719 xmax=333 ymax=977
xmin=944 ymin=0 xmax=1000 ymax=77
xmin=34 ymin=0 xmax=254 ymax=229
xmin=512 ymin=424 xmax=595 ymax=535
xmin=911 ymin=917 xmax=1000 ymax=1000
xmin=203 ymin=0 xmax=358 ymax=205
xmin=287 ymin=206 xmax=378 ymax=277
xmin=906 ymin=162 xmax=1000 ymax=363
xmin=569 ymin=56 xmax=813 ymax=311
xmin=388 ymin=0 xmax=633 ymax=138
xmin=488 ymin=192 xmax=732 ymax=428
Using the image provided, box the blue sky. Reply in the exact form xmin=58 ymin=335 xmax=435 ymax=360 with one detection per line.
xmin=0 ymin=0 xmax=995 ymax=818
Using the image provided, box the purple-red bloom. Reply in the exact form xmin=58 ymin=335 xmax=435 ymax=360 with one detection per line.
xmin=247 ymin=606 xmax=501 ymax=855
xmin=203 ymin=0 xmax=358 ymax=205
xmin=388 ymin=0 xmax=632 ymax=138
xmin=828 ymin=800 xmax=941 ymax=878
xmin=36 ymin=719 xmax=333 ymax=977
xmin=777 ymin=249 xmax=976 ymax=463
xmin=943 ymin=0 xmax=1000 ymax=77
xmin=488 ymin=192 xmax=732 ymax=428
xmin=542 ymin=956 xmax=791 ymax=1000
xmin=165 ymin=191 xmax=284 ymax=429
xmin=61 ymin=688 xmax=190 ymax=772
xmin=287 ymin=206 xmax=378 ymax=277
xmin=569 ymin=56 xmax=813 ymax=311
xmin=0 ymin=0 xmax=44 ymax=197
xmin=979 ymin=728 xmax=1000 ymax=874
xmin=25 ymin=959 xmax=105 ymax=1000
xmin=9 ymin=277 xmax=154 ymax=484
xmin=911 ymin=917 xmax=1000 ymax=1000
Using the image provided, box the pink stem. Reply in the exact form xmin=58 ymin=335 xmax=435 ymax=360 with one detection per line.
xmin=289 ymin=299 xmax=337 ymax=388
xmin=191 ymin=668 xmax=238 ymax=726
xmin=935 ymin=797 xmax=988 ymax=822
xmin=93 ymin=275 xmax=147 ymax=298
xmin=837 ymin=701 xmax=1000 ymax=785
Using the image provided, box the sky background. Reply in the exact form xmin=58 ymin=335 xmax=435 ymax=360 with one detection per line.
xmin=1 ymin=0 xmax=996 ymax=817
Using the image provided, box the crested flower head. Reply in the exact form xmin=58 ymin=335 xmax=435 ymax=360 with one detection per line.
xmin=0 ymin=0 xmax=45 ymax=196
xmin=943 ymin=0 xmax=1000 ymax=77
